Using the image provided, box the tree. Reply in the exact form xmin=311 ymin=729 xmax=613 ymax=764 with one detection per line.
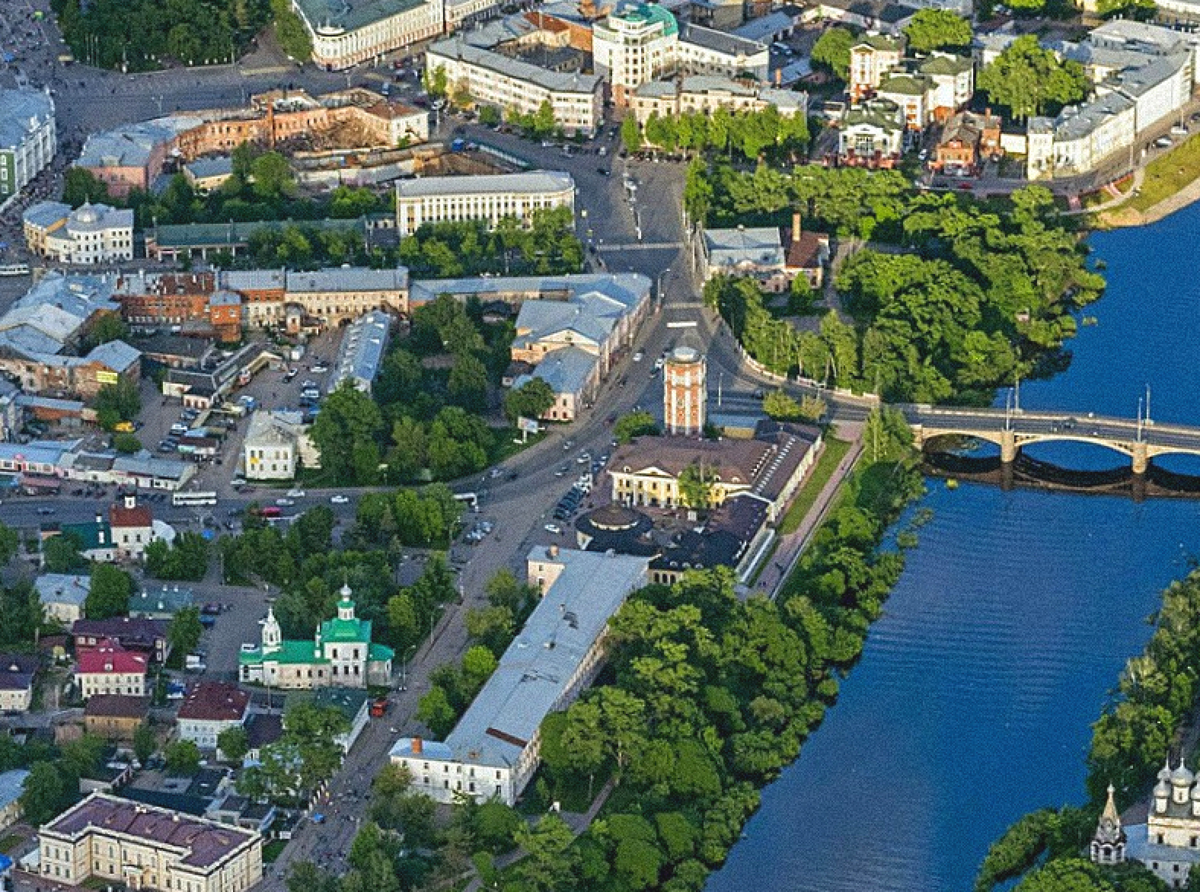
xmin=424 ymin=65 xmax=448 ymax=99
xmin=218 ymin=726 xmax=249 ymax=762
xmin=144 ymin=531 xmax=210 ymax=580
xmin=134 ymin=722 xmax=157 ymax=765
xmin=165 ymin=739 xmax=202 ymax=775
xmin=514 ymin=814 xmax=579 ymax=892
xmin=478 ymin=104 xmax=501 ymax=127
xmin=270 ymin=0 xmax=312 ymax=61
xmin=93 ymin=378 xmax=141 ymax=430
xmin=87 ymin=564 xmax=133 ymax=619
xmin=447 ymin=351 xmax=489 ymax=412
xmin=762 ymin=389 xmax=802 ymax=421
xmin=902 ymin=9 xmax=972 ymax=53
xmin=812 ymin=27 xmax=854 ymax=81
xmin=85 ymin=313 xmax=129 ymax=350
xmin=43 ymin=533 xmax=86 ymax=573
xmin=169 ymin=606 xmax=204 ymax=657
xmin=417 ymin=685 xmax=456 ymax=738
xmin=21 ymin=761 xmax=74 ymax=825
xmin=113 ymin=432 xmax=142 ymax=454
xmin=978 ymin=35 xmax=1088 ymax=121
xmin=461 ymin=645 xmax=498 ymax=692
xmin=0 ymin=522 xmax=20 ymax=566
xmin=677 ymin=462 xmax=715 ymax=510
xmin=310 ymin=380 xmax=384 ymax=485
xmin=614 ymin=410 xmax=659 ymax=444
xmin=504 ymin=378 xmax=555 ymax=423
xmin=622 ymin=116 xmax=643 ymax=153
xmin=63 ymin=168 xmax=110 ymax=206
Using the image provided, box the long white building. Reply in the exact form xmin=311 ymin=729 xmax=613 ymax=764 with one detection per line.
xmin=390 ymin=547 xmax=650 ymax=805
xmin=395 ymin=170 xmax=575 ymax=237
xmin=0 ymin=88 xmax=56 ymax=201
xmin=293 ymin=0 xmax=447 ymax=70
xmin=425 ymin=38 xmax=603 ymax=136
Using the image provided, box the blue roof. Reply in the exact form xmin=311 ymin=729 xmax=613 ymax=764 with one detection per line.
xmin=0 ymin=769 xmax=30 ymax=811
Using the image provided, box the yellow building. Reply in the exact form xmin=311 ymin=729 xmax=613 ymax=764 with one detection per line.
xmin=39 ymin=792 xmax=263 ymax=892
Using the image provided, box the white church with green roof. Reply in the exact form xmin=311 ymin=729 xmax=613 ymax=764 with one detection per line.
xmin=239 ymin=585 xmax=394 ymax=689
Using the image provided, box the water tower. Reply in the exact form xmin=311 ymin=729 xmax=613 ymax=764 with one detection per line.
xmin=663 ymin=339 xmax=706 ymax=436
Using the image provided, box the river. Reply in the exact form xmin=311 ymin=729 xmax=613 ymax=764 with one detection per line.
xmin=705 ymin=202 xmax=1200 ymax=892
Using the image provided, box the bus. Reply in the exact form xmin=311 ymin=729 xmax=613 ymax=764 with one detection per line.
xmin=0 ymin=264 xmax=30 ymax=277
xmin=172 ymin=491 xmax=218 ymax=507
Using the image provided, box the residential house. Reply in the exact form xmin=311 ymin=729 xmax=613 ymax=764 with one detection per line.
xmin=83 ymin=694 xmax=150 ymax=740
xmin=75 ymin=641 xmax=149 ymax=699
xmin=0 ymin=654 xmax=37 ymax=712
xmin=917 ymin=53 xmax=975 ymax=122
xmin=876 ymin=73 xmax=935 ymax=130
xmin=933 ymin=109 xmax=1003 ymax=175
xmin=849 ymin=35 xmax=903 ymax=100
xmin=242 ymin=410 xmax=318 ymax=481
xmin=177 ymin=682 xmax=251 ymax=753
xmin=72 ymin=616 xmax=170 ymax=664
xmin=0 ymin=769 xmax=31 ymax=830
xmin=836 ymin=99 xmax=904 ymax=167
xmin=22 ymin=201 xmax=134 ymax=265
xmin=36 ymin=573 xmax=91 ymax=625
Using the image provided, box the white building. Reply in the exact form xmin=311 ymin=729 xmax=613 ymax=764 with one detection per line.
xmin=331 ymin=310 xmax=391 ymax=394
xmin=1123 ymin=756 xmax=1200 ymax=888
xmin=395 ymin=171 xmax=575 ymax=237
xmin=38 ymin=793 xmax=263 ymax=892
xmin=917 ymin=53 xmax=975 ymax=119
xmin=0 ymin=88 xmax=56 ymax=201
xmin=630 ymin=75 xmax=807 ymax=124
xmin=242 ymin=410 xmax=318 ymax=481
xmin=676 ymin=23 xmax=769 ymax=82
xmin=390 ymin=548 xmax=650 ymax=805
xmin=75 ymin=644 xmax=149 ymax=699
xmin=177 ymin=682 xmax=251 ymax=752
xmin=36 ymin=573 xmax=92 ymax=625
xmin=425 ymin=38 xmax=603 ymax=136
xmin=848 ymin=35 xmax=903 ymax=101
xmin=22 ymin=201 xmax=134 ymax=265
xmin=292 ymin=0 xmax=445 ymax=71
xmin=838 ymin=99 xmax=905 ymax=167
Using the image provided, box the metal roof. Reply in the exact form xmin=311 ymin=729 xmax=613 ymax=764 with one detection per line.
xmin=396 ymin=170 xmax=575 ymax=199
xmin=331 ymin=310 xmax=392 ymax=392
xmin=0 ymin=89 xmax=53 ymax=153
xmin=428 ymin=38 xmax=602 ymax=95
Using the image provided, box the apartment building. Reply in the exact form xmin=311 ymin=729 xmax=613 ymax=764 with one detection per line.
xmin=425 ymin=37 xmax=603 ymax=136
xmin=395 ymin=171 xmax=575 ymax=237
xmin=848 ymin=35 xmax=903 ymax=100
xmin=75 ymin=642 xmax=149 ymax=699
xmin=38 ymin=792 xmax=263 ymax=892
xmin=0 ymin=88 xmax=56 ymax=200
xmin=630 ymin=75 xmax=806 ymax=124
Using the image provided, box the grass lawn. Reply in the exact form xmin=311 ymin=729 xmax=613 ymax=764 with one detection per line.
xmin=1128 ymin=133 xmax=1200 ymax=212
xmin=0 ymin=831 xmax=24 ymax=853
xmin=778 ymin=436 xmax=852 ymax=535
xmin=263 ymin=839 xmax=288 ymax=863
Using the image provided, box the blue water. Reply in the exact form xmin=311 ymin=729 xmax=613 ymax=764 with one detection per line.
xmin=706 ymin=201 xmax=1200 ymax=892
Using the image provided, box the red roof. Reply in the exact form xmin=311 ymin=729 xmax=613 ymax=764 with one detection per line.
xmin=178 ymin=682 xmax=251 ymax=722
xmin=109 ymin=503 xmax=153 ymax=528
xmin=77 ymin=643 xmax=148 ymax=676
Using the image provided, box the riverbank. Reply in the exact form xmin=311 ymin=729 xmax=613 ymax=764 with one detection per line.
xmin=1092 ymin=132 xmax=1200 ymax=228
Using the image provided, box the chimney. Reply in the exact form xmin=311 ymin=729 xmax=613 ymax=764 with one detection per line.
xmin=548 ymin=544 xmax=559 ymax=558
xmin=124 ymin=493 xmax=135 ymax=510
xmin=411 ymin=736 xmax=423 ymax=754
xmin=775 ymin=68 xmax=782 ymax=87
xmin=95 ymin=512 xmax=103 ymax=525
xmin=792 ymin=212 xmax=801 ymax=244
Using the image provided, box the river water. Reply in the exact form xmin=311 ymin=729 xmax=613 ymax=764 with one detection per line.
xmin=705 ymin=203 xmax=1200 ymax=892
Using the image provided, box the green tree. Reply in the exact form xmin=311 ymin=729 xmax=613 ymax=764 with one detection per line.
xmin=0 ymin=521 xmax=20 ymax=567
xmin=165 ymin=739 xmax=202 ymax=775
xmin=270 ymin=0 xmax=312 ymax=61
xmin=63 ymin=168 xmax=111 ymax=206
xmin=168 ymin=606 xmax=204 ymax=657
xmin=478 ymin=104 xmax=501 ymax=127
xmin=465 ymin=604 xmax=515 ymax=656
xmin=762 ymin=389 xmax=802 ymax=421
xmin=812 ymin=27 xmax=854 ymax=81
xmin=677 ymin=462 xmax=715 ymax=510
xmin=902 ymin=9 xmax=972 ymax=53
xmin=134 ymin=722 xmax=156 ymax=765
xmin=514 ymin=814 xmax=579 ymax=892
xmin=461 ymin=645 xmax=498 ymax=692
xmin=87 ymin=564 xmax=133 ymax=619
xmin=614 ymin=410 xmax=659 ymax=444
xmin=424 ymin=65 xmax=448 ymax=99
xmin=622 ymin=116 xmax=643 ymax=153
xmin=43 ymin=533 xmax=86 ymax=573
xmin=447 ymin=351 xmax=489 ymax=412
xmin=217 ymin=726 xmax=250 ymax=762
xmin=417 ymin=684 xmax=456 ymax=737
xmin=85 ymin=313 xmax=129 ymax=350
xmin=978 ymin=35 xmax=1088 ymax=121
xmin=93 ymin=378 xmax=141 ymax=429
xmin=113 ymin=432 xmax=142 ymax=454
xmin=310 ymin=380 xmax=384 ymax=485
xmin=504 ymin=378 xmax=555 ymax=422
xmin=21 ymin=761 xmax=74 ymax=825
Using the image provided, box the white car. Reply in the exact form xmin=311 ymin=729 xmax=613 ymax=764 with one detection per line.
xmin=311 ymin=364 xmax=329 ymax=373
xmin=544 ymin=523 xmax=563 ymax=535
xmin=330 ymin=495 xmax=350 ymax=505
xmin=275 ymin=498 xmax=295 ymax=507
xmin=287 ymin=489 xmax=306 ymax=498
xmin=633 ymin=351 xmax=644 ymax=362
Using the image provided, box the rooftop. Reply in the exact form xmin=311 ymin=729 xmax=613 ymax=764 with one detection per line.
xmin=679 ymin=22 xmax=766 ymax=58
xmin=292 ymin=0 xmax=428 ymax=34
xmin=396 ymin=170 xmax=575 ymax=200
xmin=35 ymin=572 xmax=91 ymax=608
xmin=77 ymin=117 xmax=199 ymax=170
xmin=705 ymin=226 xmax=785 ymax=270
xmin=77 ymin=645 xmax=148 ymax=676
xmin=0 ymin=89 xmax=53 ymax=152
xmin=42 ymin=792 xmax=259 ymax=868
xmin=428 ymin=37 xmax=603 ymax=95
xmin=283 ymin=266 xmax=408 ymax=294
xmin=331 ymin=309 xmax=391 ymax=391
xmin=84 ymin=694 xmax=151 ymax=719
xmin=178 ymin=682 xmax=251 ymax=722
xmin=0 ymin=769 xmax=30 ymax=811
xmin=515 ymin=345 xmax=597 ymax=396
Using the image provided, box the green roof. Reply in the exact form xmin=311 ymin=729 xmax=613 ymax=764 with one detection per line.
xmin=854 ymin=35 xmax=900 ymax=51
xmin=878 ymin=74 xmax=931 ymax=96
xmin=369 ymin=642 xmax=395 ymax=662
xmin=239 ymin=639 xmax=330 ymax=666
xmin=320 ymin=614 xmax=372 ymax=644
xmin=614 ymin=3 xmax=678 ymax=36
xmin=59 ymin=521 xmax=110 ymax=551
xmin=919 ymin=55 xmax=973 ymax=76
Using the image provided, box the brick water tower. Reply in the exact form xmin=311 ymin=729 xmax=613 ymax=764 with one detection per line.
xmin=663 ymin=343 xmax=706 ymax=436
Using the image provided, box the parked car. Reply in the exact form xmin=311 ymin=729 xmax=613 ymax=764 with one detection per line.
xmin=275 ymin=498 xmax=296 ymax=507
xmin=544 ymin=523 xmax=563 ymax=534
xmin=330 ymin=495 xmax=350 ymax=504
xmin=287 ymin=489 xmax=306 ymax=498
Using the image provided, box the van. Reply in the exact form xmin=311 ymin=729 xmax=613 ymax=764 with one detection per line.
xmin=113 ymin=421 xmax=135 ymax=433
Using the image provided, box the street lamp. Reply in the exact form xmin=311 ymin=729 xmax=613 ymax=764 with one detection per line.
xmin=426 ymin=603 xmax=446 ymax=639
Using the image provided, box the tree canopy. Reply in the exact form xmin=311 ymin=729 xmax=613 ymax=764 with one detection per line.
xmin=903 ymin=9 xmax=972 ymax=53
xmin=812 ymin=27 xmax=855 ymax=80
xmin=978 ymin=35 xmax=1088 ymax=121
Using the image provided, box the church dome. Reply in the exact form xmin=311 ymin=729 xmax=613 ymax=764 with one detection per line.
xmin=1172 ymin=761 xmax=1194 ymax=787
xmin=1155 ymin=777 xmax=1171 ymax=800
xmin=74 ymin=203 xmax=99 ymax=224
xmin=1159 ymin=760 xmax=1173 ymax=783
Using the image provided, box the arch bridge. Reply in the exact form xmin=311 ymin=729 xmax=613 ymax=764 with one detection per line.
xmin=900 ymin=406 xmax=1200 ymax=475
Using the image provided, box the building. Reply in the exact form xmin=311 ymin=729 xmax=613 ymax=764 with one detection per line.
xmin=917 ymin=53 xmax=975 ymax=121
xmin=390 ymin=548 xmax=650 ymax=805
xmin=630 ymin=75 xmax=807 ymax=124
xmin=83 ymin=694 xmax=150 ymax=740
xmin=183 ymin=157 xmax=234 ymax=192
xmin=425 ymin=38 xmax=603 ymax=136
xmin=836 ymin=99 xmax=904 ymax=168
xmin=22 ymin=201 xmax=134 ymax=265
xmin=109 ymin=494 xmax=155 ymax=561
xmin=876 ymin=73 xmax=934 ymax=130
xmin=330 ymin=310 xmax=392 ymax=394
xmin=292 ymin=0 xmax=445 ymax=71
xmin=0 ymin=769 xmax=30 ymax=830
xmin=1124 ymin=756 xmax=1200 ymax=887
xmin=703 ymin=218 xmax=828 ymax=291
xmin=284 ymin=687 xmax=370 ymax=752
xmin=1090 ymin=784 xmax=1127 ymax=867
xmin=75 ymin=641 xmax=149 ymax=699
xmin=932 ymin=109 xmax=1003 ymax=175
xmin=848 ymin=35 xmax=903 ymax=100
xmin=663 ymin=344 xmax=706 ymax=436
xmin=0 ymin=654 xmax=37 ymax=713
xmin=609 ymin=422 xmax=823 ymax=520
xmin=242 ymin=410 xmax=318 ymax=481
xmin=395 ymin=171 xmax=575 ymax=238
xmin=676 ymin=23 xmax=769 ymax=82
xmin=72 ymin=617 xmax=170 ymax=664
xmin=0 ymin=88 xmax=56 ymax=200
xmin=239 ymin=585 xmax=394 ymax=689
xmin=177 ymin=683 xmax=251 ymax=752
xmin=36 ymin=573 xmax=91 ymax=625
xmin=280 ymin=267 xmax=409 ymax=328
xmin=130 ymin=585 xmax=195 ymax=620
xmin=145 ymin=217 xmax=376 ymax=264
xmin=38 ymin=792 xmax=263 ymax=892
xmin=76 ymin=117 xmax=199 ymax=198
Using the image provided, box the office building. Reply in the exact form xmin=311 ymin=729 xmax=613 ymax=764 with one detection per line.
xmin=22 ymin=201 xmax=134 ymax=265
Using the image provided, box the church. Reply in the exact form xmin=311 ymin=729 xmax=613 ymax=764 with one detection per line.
xmin=1094 ymin=755 xmax=1200 ymax=889
xmin=238 ymin=585 xmax=393 ymax=689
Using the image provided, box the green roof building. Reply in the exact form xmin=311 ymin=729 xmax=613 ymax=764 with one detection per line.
xmin=239 ymin=584 xmax=393 ymax=690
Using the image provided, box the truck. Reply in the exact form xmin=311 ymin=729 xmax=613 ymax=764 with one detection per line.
xmin=370 ymin=697 xmax=389 ymax=718
xmin=185 ymin=653 xmax=206 ymax=672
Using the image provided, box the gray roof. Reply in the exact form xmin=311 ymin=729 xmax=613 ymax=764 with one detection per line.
xmin=431 ymin=549 xmax=649 ymax=769
xmin=23 ymin=200 xmax=71 ymax=229
xmin=680 ymin=22 xmax=767 ymax=58
xmin=86 ymin=339 xmax=141 ymax=373
xmin=77 ymin=117 xmax=200 ymax=169
xmin=705 ymin=226 xmax=785 ymax=269
xmin=131 ymin=585 xmax=194 ymax=617
xmin=292 ymin=0 xmax=426 ymax=33
xmin=284 ymin=266 xmax=408 ymax=294
xmin=427 ymin=38 xmax=602 ymax=95
xmin=516 ymin=345 xmax=596 ymax=396
xmin=331 ymin=310 xmax=392 ymax=391
xmin=396 ymin=170 xmax=575 ymax=200
xmin=221 ymin=269 xmax=285 ymax=292
xmin=13 ymin=272 xmax=119 ymax=324
xmin=0 ymin=769 xmax=30 ymax=811
xmin=408 ymin=272 xmax=650 ymax=308
xmin=185 ymin=157 xmax=233 ymax=179
xmin=733 ymin=11 xmax=795 ymax=42
xmin=36 ymin=573 xmax=91 ymax=609
xmin=67 ymin=202 xmax=134 ymax=233
xmin=112 ymin=454 xmax=192 ymax=481
xmin=0 ymin=89 xmax=53 ymax=152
